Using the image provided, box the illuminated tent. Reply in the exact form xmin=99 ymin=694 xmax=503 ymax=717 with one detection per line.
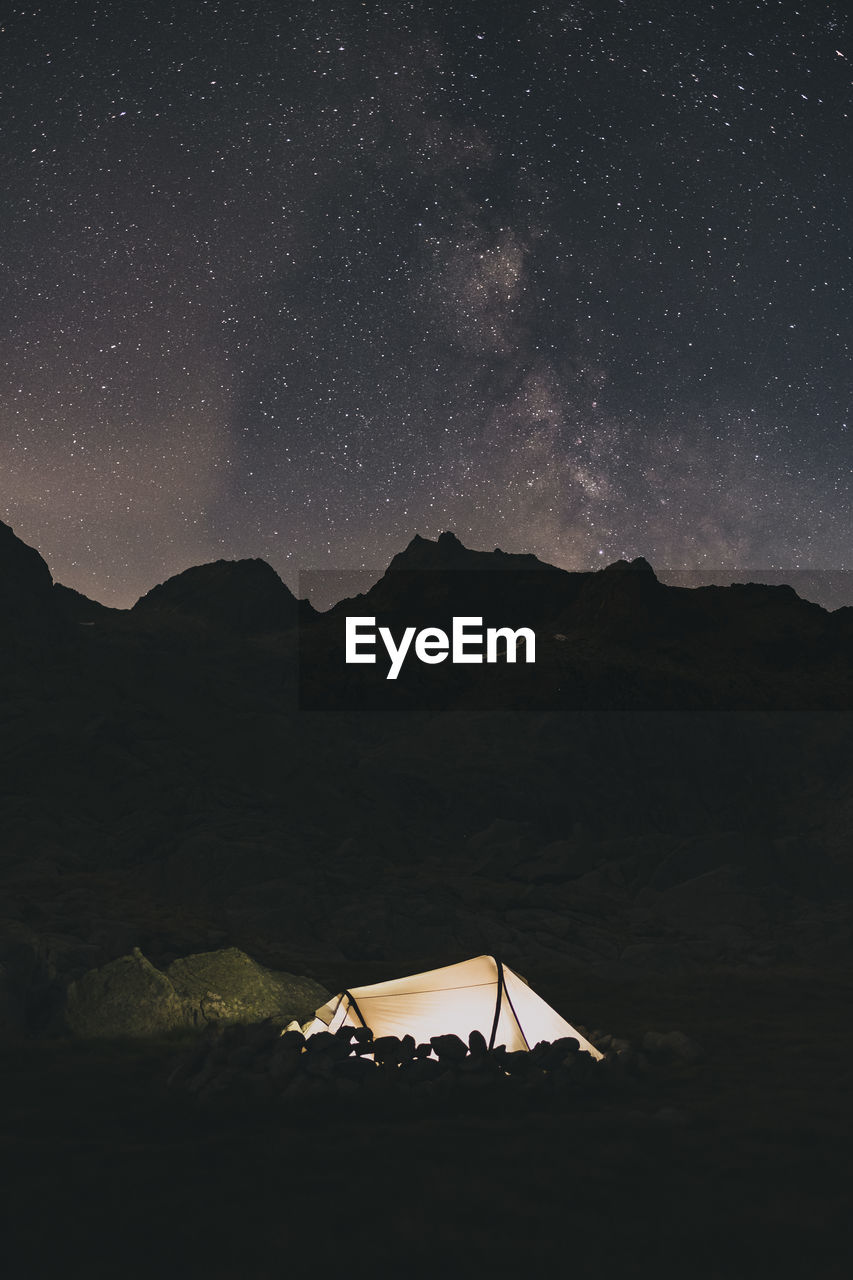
xmin=302 ymin=954 xmax=602 ymax=1058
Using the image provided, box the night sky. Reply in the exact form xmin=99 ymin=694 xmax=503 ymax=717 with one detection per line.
xmin=1 ymin=0 xmax=850 ymax=609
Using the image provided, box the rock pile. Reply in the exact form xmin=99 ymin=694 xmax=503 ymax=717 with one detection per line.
xmin=169 ymin=1021 xmax=703 ymax=1106
xmin=57 ymin=946 xmax=329 ymax=1039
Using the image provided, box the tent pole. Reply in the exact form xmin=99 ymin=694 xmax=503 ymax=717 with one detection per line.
xmin=488 ymin=955 xmax=504 ymax=1050
xmin=342 ymin=990 xmax=368 ymax=1029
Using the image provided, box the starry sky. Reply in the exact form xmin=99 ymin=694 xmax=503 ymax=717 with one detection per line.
xmin=1 ymin=0 xmax=850 ymax=608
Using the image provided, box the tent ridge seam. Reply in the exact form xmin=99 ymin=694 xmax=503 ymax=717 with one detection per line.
xmin=352 ymin=980 xmax=497 ymax=999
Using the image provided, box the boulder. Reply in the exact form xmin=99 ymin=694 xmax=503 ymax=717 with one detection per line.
xmin=468 ymin=1029 xmax=488 ymax=1057
xmin=0 ymin=920 xmax=103 ymax=1036
xmin=303 ymin=1031 xmax=338 ymax=1055
xmin=545 ymin=1036 xmax=581 ymax=1068
xmin=502 ymin=1050 xmax=533 ymax=1077
xmin=267 ymin=1029 xmax=301 ymax=1058
xmin=352 ymin=1026 xmax=375 ymax=1054
xmin=429 ymin=1033 xmax=469 ymax=1063
xmin=62 ymin=947 xmax=185 ymax=1038
xmin=371 ymin=1035 xmax=405 ymax=1067
xmin=58 ymin=946 xmax=329 ymax=1039
xmin=166 ymin=947 xmax=329 ymax=1027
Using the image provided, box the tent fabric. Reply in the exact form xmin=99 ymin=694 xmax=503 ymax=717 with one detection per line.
xmin=303 ymin=955 xmax=602 ymax=1059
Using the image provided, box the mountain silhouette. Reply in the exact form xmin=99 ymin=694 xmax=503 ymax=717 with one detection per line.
xmin=2 ymin=517 xmax=851 ymax=703
xmin=1 ymin=518 xmax=851 ymax=703
xmin=54 ymin=583 xmax=117 ymax=625
xmin=132 ymin=557 xmax=316 ymax=634
xmin=1 ymin=518 xmax=852 ymax=1044
xmin=0 ymin=518 xmax=63 ymax=637
xmin=387 ymin=529 xmax=563 ymax=573
xmin=327 ymin=530 xmax=578 ymax=636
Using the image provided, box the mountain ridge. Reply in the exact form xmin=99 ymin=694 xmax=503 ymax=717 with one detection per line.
xmin=0 ymin=516 xmax=852 ymax=1039
xmin=3 ymin=519 xmax=852 ymax=682
xmin=8 ymin=516 xmax=851 ymax=615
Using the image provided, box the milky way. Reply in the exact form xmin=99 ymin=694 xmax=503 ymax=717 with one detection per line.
xmin=0 ymin=1 xmax=849 ymax=607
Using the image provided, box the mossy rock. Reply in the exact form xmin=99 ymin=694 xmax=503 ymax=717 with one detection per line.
xmin=63 ymin=947 xmax=185 ymax=1038
xmin=166 ymin=947 xmax=329 ymax=1027
xmin=59 ymin=946 xmax=330 ymax=1038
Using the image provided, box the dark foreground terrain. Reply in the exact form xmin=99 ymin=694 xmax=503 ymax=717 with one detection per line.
xmin=2 ymin=521 xmax=852 ymax=1275
xmin=3 ymin=966 xmax=851 ymax=1278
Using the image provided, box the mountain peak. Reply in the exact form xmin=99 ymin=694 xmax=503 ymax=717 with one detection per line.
xmin=1 ymin=518 xmax=54 ymax=588
xmin=602 ymin=556 xmax=657 ymax=578
xmin=389 ymin=531 xmax=560 ymax=575
xmin=132 ymin=558 xmax=309 ymax=633
xmin=390 ymin=531 xmax=470 ymax=571
xmin=0 ymin=518 xmax=62 ymax=635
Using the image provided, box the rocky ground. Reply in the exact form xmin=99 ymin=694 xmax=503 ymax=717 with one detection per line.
xmin=166 ymin=1018 xmax=700 ymax=1106
xmin=2 ymin=966 xmax=850 ymax=1277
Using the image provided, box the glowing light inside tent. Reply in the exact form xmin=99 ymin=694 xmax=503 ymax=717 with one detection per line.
xmin=301 ymin=956 xmax=602 ymax=1059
